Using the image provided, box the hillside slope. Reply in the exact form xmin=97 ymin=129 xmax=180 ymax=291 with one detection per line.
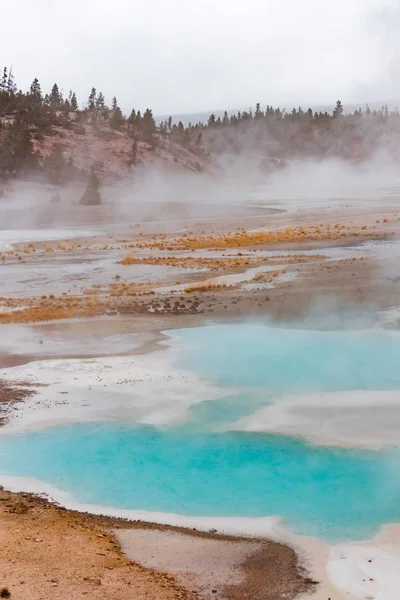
xmin=32 ymin=118 xmax=207 ymax=182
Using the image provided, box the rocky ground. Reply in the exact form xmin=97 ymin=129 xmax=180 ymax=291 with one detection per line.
xmin=0 ymin=488 xmax=314 ymax=600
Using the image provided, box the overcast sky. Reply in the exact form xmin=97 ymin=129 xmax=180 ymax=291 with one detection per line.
xmin=0 ymin=0 xmax=399 ymax=115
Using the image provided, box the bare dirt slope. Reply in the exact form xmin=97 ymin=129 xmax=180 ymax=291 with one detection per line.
xmin=33 ymin=120 xmax=207 ymax=180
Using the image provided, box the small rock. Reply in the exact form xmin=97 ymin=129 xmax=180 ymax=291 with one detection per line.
xmin=83 ymin=577 xmax=102 ymax=585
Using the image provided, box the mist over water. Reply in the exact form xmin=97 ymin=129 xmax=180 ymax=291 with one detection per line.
xmin=2 ymin=323 xmax=400 ymax=541
xmin=175 ymin=324 xmax=400 ymax=392
xmin=2 ymin=154 xmax=400 ymax=233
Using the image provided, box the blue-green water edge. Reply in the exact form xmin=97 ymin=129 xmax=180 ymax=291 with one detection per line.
xmin=1 ymin=324 xmax=400 ymax=541
xmin=1 ymin=423 xmax=399 ymax=540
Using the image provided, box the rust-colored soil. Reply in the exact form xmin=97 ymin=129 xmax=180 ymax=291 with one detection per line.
xmin=0 ymin=489 xmax=315 ymax=600
xmin=0 ymin=488 xmax=197 ymax=600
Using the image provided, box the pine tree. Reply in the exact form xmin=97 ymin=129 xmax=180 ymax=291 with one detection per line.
xmin=0 ymin=118 xmax=35 ymax=174
xmin=333 ymin=100 xmax=344 ymax=118
xmin=70 ymin=92 xmax=78 ymax=111
xmin=95 ymin=92 xmax=105 ymax=110
xmin=141 ymin=108 xmax=156 ymax=146
xmin=0 ymin=67 xmax=7 ymax=93
xmin=110 ymin=106 xmax=124 ymax=130
xmin=112 ymin=96 xmax=117 ymax=111
xmin=7 ymin=68 xmax=17 ymax=95
xmin=0 ymin=130 xmax=14 ymax=173
xmin=128 ymin=109 xmax=136 ymax=124
xmin=67 ymin=90 xmax=78 ymax=111
xmin=88 ymin=88 xmax=96 ymax=110
xmin=159 ymin=121 xmax=168 ymax=135
xmin=49 ymin=83 xmax=61 ymax=108
xmin=29 ymin=78 xmax=42 ymax=107
xmin=80 ymin=168 xmax=102 ymax=205
xmin=177 ymin=121 xmax=184 ymax=136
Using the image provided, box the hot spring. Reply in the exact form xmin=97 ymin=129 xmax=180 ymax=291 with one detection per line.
xmin=1 ymin=322 xmax=400 ymax=542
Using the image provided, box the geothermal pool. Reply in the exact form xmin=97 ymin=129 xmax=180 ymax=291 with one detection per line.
xmin=1 ymin=323 xmax=400 ymax=542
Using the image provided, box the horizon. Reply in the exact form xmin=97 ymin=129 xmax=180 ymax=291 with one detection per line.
xmin=0 ymin=0 xmax=399 ymax=114
xmin=155 ymin=98 xmax=400 ymax=126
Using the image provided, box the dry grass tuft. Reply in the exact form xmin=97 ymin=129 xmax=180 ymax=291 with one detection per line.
xmin=125 ymin=223 xmax=382 ymax=252
xmin=185 ymin=283 xmax=228 ymax=293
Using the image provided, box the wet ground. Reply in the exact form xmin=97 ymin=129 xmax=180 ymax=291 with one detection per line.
xmin=0 ymin=195 xmax=400 ymax=326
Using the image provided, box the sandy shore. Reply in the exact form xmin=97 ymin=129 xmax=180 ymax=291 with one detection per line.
xmin=0 ymin=486 xmax=198 ymax=600
xmin=116 ymin=527 xmax=315 ymax=600
xmin=0 ymin=486 xmax=314 ymax=600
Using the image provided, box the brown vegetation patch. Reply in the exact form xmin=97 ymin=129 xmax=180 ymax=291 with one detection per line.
xmin=0 ymin=297 xmax=104 ymax=324
xmin=129 ymin=224 xmax=384 ymax=251
xmin=185 ymin=283 xmax=228 ymax=293
xmin=119 ymin=254 xmax=256 ymax=270
xmin=109 ymin=282 xmax=155 ymax=297
xmin=118 ymin=253 xmax=326 ymax=272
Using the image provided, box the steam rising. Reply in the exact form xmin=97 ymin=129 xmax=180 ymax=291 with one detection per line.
xmin=2 ymin=153 xmax=400 ymax=233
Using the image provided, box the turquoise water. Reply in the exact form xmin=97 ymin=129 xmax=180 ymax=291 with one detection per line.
xmin=0 ymin=423 xmax=399 ymax=540
xmin=176 ymin=324 xmax=400 ymax=391
xmin=2 ymin=323 xmax=400 ymax=541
